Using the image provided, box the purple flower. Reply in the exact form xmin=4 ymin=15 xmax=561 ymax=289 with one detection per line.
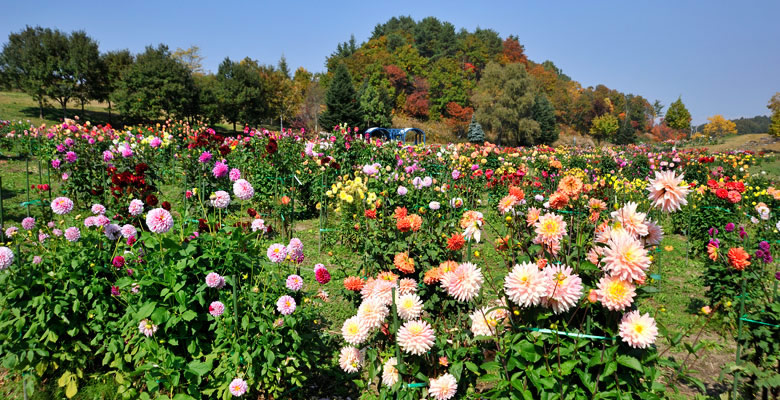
xmin=51 ymin=159 xmax=61 ymax=169
xmin=110 ymin=286 xmax=120 ymax=296
xmin=759 ymin=241 xmax=770 ymax=251
xmin=56 ymin=144 xmax=65 ymax=153
xmin=64 ymin=151 xmax=78 ymax=163
xmin=64 ymin=138 xmax=74 ymax=146
xmin=198 ymin=151 xmax=212 ymax=163
xmin=755 ymin=249 xmax=765 ymax=259
xmin=212 ymin=160 xmax=229 ymax=178
xmin=64 ymin=227 xmax=80 ymax=242
xmin=708 ymin=227 xmax=718 ymax=236
xmin=724 ymin=223 xmax=735 ymax=232
xmin=103 ymin=151 xmax=114 ymax=162
xmin=739 ymin=226 xmax=747 ymax=240
xmin=452 ymin=169 xmax=461 ymax=180
xmin=397 ymin=186 xmax=408 ymax=196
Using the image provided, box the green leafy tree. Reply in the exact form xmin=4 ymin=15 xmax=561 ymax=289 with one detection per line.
xmin=319 ymin=63 xmax=363 ymax=131
xmin=114 ymin=44 xmax=197 ymax=122
xmin=193 ymin=73 xmax=221 ymax=124
xmin=665 ymin=96 xmax=692 ymax=132
xmin=97 ymin=50 xmax=133 ymax=123
xmin=66 ymin=31 xmax=104 ymax=116
xmin=215 ymin=57 xmax=270 ymax=131
xmin=768 ymin=92 xmax=780 ymax=137
xmin=532 ymin=93 xmax=557 ymax=144
xmin=172 ymin=45 xmax=205 ymax=75
xmin=0 ymin=26 xmax=60 ymax=119
xmin=472 ymin=62 xmax=539 ymax=146
xmin=467 ymin=114 xmax=485 ymax=144
xmin=589 ymin=114 xmax=619 ymax=143
xmin=615 ymin=117 xmax=636 ymax=144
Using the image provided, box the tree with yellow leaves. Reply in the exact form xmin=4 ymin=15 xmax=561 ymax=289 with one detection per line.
xmin=702 ymin=115 xmax=737 ymax=136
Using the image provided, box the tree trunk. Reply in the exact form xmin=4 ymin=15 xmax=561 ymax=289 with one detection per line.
xmin=108 ymin=100 xmax=112 ymax=124
xmin=38 ymin=99 xmax=43 ymax=120
xmin=233 ymin=121 xmax=236 ymax=132
xmin=62 ymin=100 xmax=68 ymax=121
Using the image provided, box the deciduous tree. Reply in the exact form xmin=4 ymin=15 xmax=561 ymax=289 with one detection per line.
xmin=589 ymin=114 xmax=619 ymax=143
xmin=702 ymin=114 xmax=737 ymax=136
xmin=473 ymin=62 xmax=538 ymax=146
xmin=769 ymin=92 xmax=780 ymax=137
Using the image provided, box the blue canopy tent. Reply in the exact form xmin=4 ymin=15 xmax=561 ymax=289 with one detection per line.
xmin=365 ymin=127 xmax=426 ymax=144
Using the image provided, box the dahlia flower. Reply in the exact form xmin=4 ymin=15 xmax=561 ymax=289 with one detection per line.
xmin=428 ymin=373 xmax=458 ymax=400
xmin=338 ymin=346 xmax=364 ymax=373
xmin=232 ymin=179 xmax=254 ymax=200
xmin=229 ymin=378 xmax=248 ymax=397
xmin=504 ymin=262 xmax=551 ymax=308
xmin=138 ymin=319 xmax=158 ymax=337
xmin=440 ymin=262 xmax=483 ymax=302
xmin=381 ymin=357 xmax=399 ymax=387
xmin=397 ymin=320 xmax=435 ymax=355
xmin=64 ymin=227 xmax=80 ymax=242
xmin=286 ymin=274 xmax=303 ymax=291
xmin=267 ymin=244 xmax=287 ymax=263
xmin=618 ymin=310 xmax=658 ymax=349
xmin=276 ymin=295 xmax=296 ymax=315
xmin=602 ymin=229 xmax=651 ymax=282
xmin=205 ymin=272 xmax=225 ymax=288
xmin=596 ymin=275 xmax=636 ymax=311
xmin=342 ymin=315 xmax=370 ymax=345
xmin=146 ymin=208 xmax=174 ymax=234
xmin=128 ymin=199 xmax=144 ymax=216
xmin=209 ymin=301 xmax=225 ymax=317
xmin=543 ymin=265 xmax=583 ymax=314
xmin=0 ymin=246 xmax=14 ymax=270
xmin=646 ymin=170 xmax=689 ymax=213
xmin=611 ymin=202 xmax=648 ymax=238
xmin=210 ymin=190 xmax=231 ymax=208
xmin=396 ymin=293 xmax=423 ymax=320
xmin=357 ymin=297 xmax=389 ymax=329
xmin=51 ymin=197 xmax=74 ymax=215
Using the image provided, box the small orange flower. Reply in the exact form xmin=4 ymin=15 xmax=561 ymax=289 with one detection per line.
xmin=394 ymin=252 xmax=415 ymax=274
xmin=727 ymin=247 xmax=750 ymax=271
xmin=280 ymin=196 xmax=291 ymax=206
xmin=407 ymin=214 xmax=422 ymax=232
xmin=423 ymin=267 xmax=442 ymax=284
xmin=549 ymin=191 xmax=569 ymax=210
xmin=447 ymin=233 xmax=465 ymax=251
xmin=377 ymin=271 xmax=399 ymax=283
xmin=558 ymin=175 xmax=583 ymax=198
xmin=508 ymin=185 xmax=525 ymax=201
xmin=396 ymin=217 xmax=412 ymax=232
xmin=394 ymin=207 xmax=408 ymax=220
xmin=707 ymin=243 xmax=718 ymax=261
xmin=343 ymin=276 xmax=365 ymax=292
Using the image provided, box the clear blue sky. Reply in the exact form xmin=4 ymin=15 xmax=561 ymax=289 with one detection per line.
xmin=2 ymin=1 xmax=779 ymax=125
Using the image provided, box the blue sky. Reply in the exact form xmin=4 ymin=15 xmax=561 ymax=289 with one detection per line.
xmin=2 ymin=0 xmax=779 ymax=125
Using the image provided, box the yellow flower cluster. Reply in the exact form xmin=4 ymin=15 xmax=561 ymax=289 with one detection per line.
xmin=326 ymin=176 xmax=379 ymax=210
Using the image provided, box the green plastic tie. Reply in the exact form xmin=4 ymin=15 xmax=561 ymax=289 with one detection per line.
xmin=319 ymin=229 xmax=335 ymax=232
xmin=740 ymin=316 xmax=780 ymax=328
xmin=523 ymin=327 xmax=616 ymax=341
xmin=20 ymin=200 xmax=42 ymax=206
xmin=405 ymin=382 xmax=427 ymax=388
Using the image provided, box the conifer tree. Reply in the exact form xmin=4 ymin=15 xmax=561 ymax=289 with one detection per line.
xmin=319 ymin=63 xmax=363 ymax=131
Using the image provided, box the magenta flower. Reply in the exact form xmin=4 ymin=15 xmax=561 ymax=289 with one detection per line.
xmin=212 ymin=160 xmax=229 ymax=178
xmin=198 ymin=151 xmax=212 ymax=163
xmin=205 ymin=272 xmax=225 ymax=288
xmin=64 ymin=227 xmax=80 ymax=242
xmin=112 ymin=256 xmax=125 ymax=269
xmin=51 ymin=159 xmax=61 ymax=169
xmin=91 ymin=203 xmax=106 ymax=215
xmin=65 ymin=151 xmax=78 ymax=163
xmin=209 ymin=301 xmax=225 ymax=317
xmin=110 ymin=286 xmax=120 ymax=296
xmin=315 ymin=267 xmax=331 ymax=285
xmin=21 ymin=217 xmax=35 ymax=230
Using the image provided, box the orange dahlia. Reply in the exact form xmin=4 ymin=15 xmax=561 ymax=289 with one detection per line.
xmin=394 ymin=252 xmax=415 ymax=274
xmin=344 ymin=276 xmax=365 ymax=292
xmin=396 ymin=217 xmax=412 ymax=232
xmin=727 ymin=247 xmax=750 ymax=271
xmin=558 ymin=175 xmax=583 ymax=198
xmin=394 ymin=207 xmax=408 ymax=220
xmin=407 ymin=214 xmax=422 ymax=232
xmin=447 ymin=233 xmax=466 ymax=251
xmin=549 ymin=191 xmax=569 ymax=210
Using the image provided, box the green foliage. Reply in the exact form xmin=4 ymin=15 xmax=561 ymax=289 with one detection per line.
xmin=615 ymin=118 xmax=636 ymax=145
xmin=113 ymin=45 xmax=197 ymax=122
xmin=215 ymin=57 xmax=272 ymax=130
xmin=531 ymin=93 xmax=557 ymax=145
xmin=358 ymin=82 xmax=392 ymax=128
xmin=665 ymin=97 xmax=692 ymax=133
xmin=769 ymin=93 xmax=780 ymax=137
xmin=467 ymin=114 xmax=485 ymax=144
xmin=589 ymin=114 xmax=619 ymax=143
xmin=320 ymin=63 xmax=363 ymax=130
xmin=473 ymin=62 xmax=539 ymax=146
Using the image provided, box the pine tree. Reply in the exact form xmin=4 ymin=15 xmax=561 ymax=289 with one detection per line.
xmin=467 ymin=114 xmax=485 ymax=144
xmin=665 ymin=96 xmax=692 ymax=133
xmin=319 ymin=63 xmax=363 ymax=131
xmin=532 ymin=93 xmax=557 ymax=145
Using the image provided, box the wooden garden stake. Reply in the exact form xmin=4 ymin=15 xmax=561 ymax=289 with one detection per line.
xmin=732 ymin=269 xmax=747 ymax=399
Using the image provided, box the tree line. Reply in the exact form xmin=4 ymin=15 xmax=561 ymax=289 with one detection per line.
xmin=0 ymin=26 xmax=324 ymax=132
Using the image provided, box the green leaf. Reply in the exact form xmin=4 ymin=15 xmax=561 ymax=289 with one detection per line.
xmin=181 ymin=310 xmax=197 ymax=322
xmin=136 ymin=302 xmax=156 ymax=320
xmin=617 ymin=355 xmax=643 ymax=372
xmin=186 ymin=359 xmax=212 ymax=377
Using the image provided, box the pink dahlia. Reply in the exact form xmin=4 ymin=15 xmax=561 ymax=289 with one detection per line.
xmin=396 ymin=293 xmax=423 ymax=320
xmin=21 ymin=217 xmax=35 ymax=230
xmin=381 ymin=357 xmax=399 ymax=387
xmin=338 ymin=346 xmax=364 ymax=373
xmin=361 ymin=278 xmax=396 ymax=306
xmin=91 ymin=203 xmax=106 ymax=215
xmin=397 ymin=320 xmax=435 ymax=355
xmin=146 ymin=208 xmax=173 ymax=234
xmin=229 ymin=168 xmax=241 ymax=182
xmin=504 ymin=262 xmax=551 ymax=308
xmin=647 ymin=170 xmax=689 ymax=213
xmin=128 ymin=199 xmax=144 ymax=216
xmin=251 ymin=218 xmax=267 ymax=233
xmin=428 ymin=373 xmax=458 ymax=400
xmin=610 ymin=202 xmax=648 ymax=238
xmin=643 ymin=219 xmax=664 ymax=246
xmin=596 ymin=275 xmax=636 ymax=311
xmin=138 ymin=319 xmax=157 ymax=337
xmin=398 ymin=277 xmax=417 ymax=295
xmin=469 ymin=306 xmax=506 ymax=337
xmin=212 ymin=160 xmax=229 ymax=178
xmin=497 ymin=194 xmax=519 ymax=215
xmin=440 ymin=262 xmax=484 ymax=302
xmin=120 ymin=224 xmax=137 ymax=239
xmin=533 ymin=212 xmax=567 ymax=248
xmin=205 ymin=272 xmax=225 ymax=288
xmin=286 ymin=274 xmax=304 ymax=291
xmin=618 ymin=310 xmax=658 ymax=349
xmin=602 ymin=230 xmax=651 ymax=282
xmin=276 ymin=295 xmax=296 ymax=315
xmin=209 ymin=301 xmax=225 ymax=317
xmin=64 ymin=227 xmax=80 ymax=242
xmin=210 ymin=190 xmax=231 ymax=209
xmin=0 ymin=246 xmax=14 ymax=270
xmin=232 ymin=179 xmax=254 ymax=200
xmin=267 ymin=243 xmax=287 ymax=263
xmin=357 ymin=297 xmax=389 ymax=329
xmin=51 ymin=197 xmax=73 ymax=215
xmin=341 ymin=315 xmax=370 ymax=345
xmin=228 ymin=378 xmax=248 ymax=397
xmin=542 ymin=264 xmax=583 ymax=314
